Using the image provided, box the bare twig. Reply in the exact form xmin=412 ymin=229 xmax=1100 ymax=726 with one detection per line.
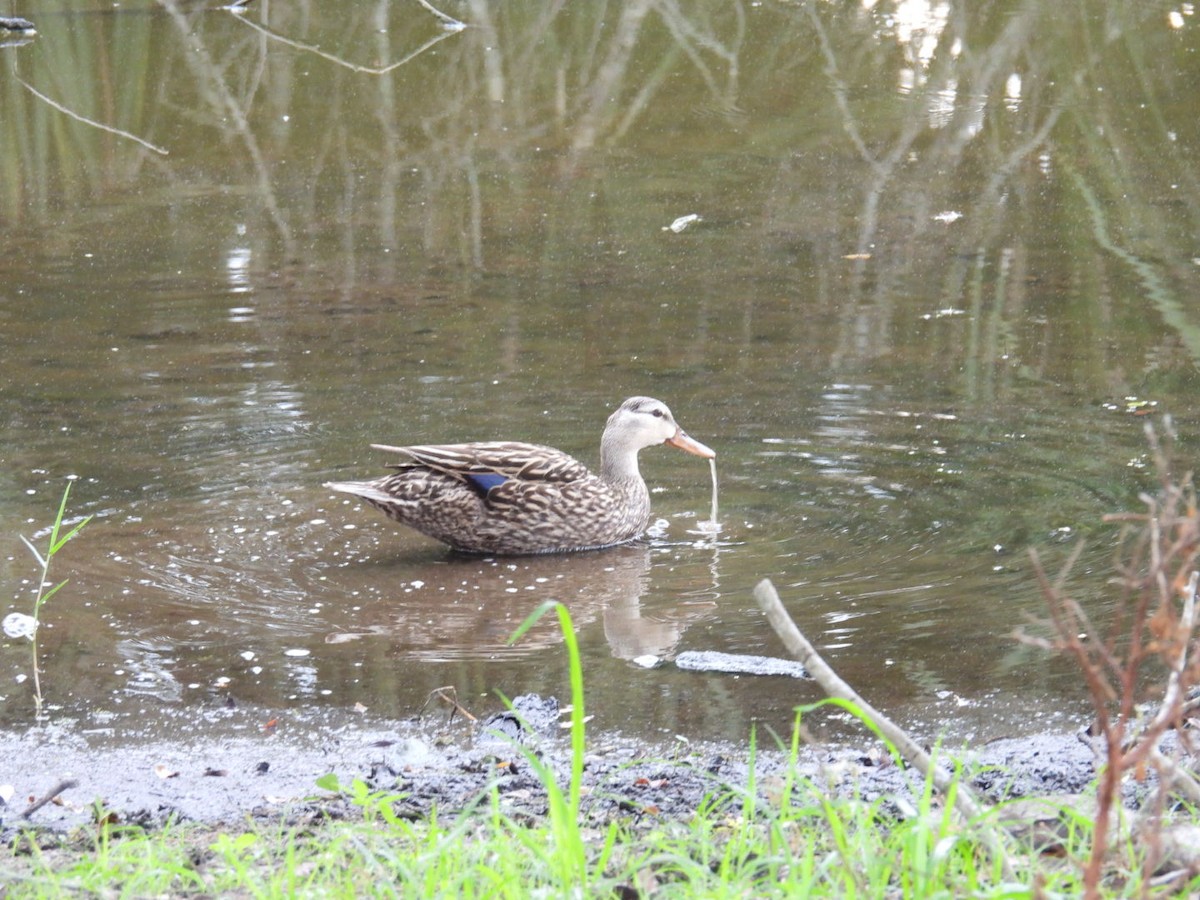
xmin=754 ymin=579 xmax=987 ymax=816
xmin=15 ymin=77 xmax=168 ymax=156
xmin=230 ymin=4 xmax=465 ymax=75
xmin=20 ymin=778 xmax=78 ymax=819
xmin=418 ymin=686 xmax=477 ymax=725
xmin=414 ymin=0 xmax=467 ymax=30
xmin=1147 ymin=748 xmax=1200 ymax=806
xmin=1019 ymin=420 xmax=1200 ymax=896
xmin=754 ymin=578 xmax=1018 ymax=879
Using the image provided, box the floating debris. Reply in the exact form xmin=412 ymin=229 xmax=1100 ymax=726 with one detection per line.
xmin=1099 ymin=396 xmax=1159 ymax=416
xmin=2 ymin=612 xmax=37 ymax=640
xmin=920 ymin=308 xmax=967 ymax=320
xmin=0 ymin=17 xmax=35 ymax=33
xmin=675 ymin=650 xmax=809 ymax=679
xmin=663 ymin=213 xmax=701 ymax=233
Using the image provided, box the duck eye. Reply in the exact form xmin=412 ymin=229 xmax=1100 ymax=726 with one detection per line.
xmin=651 ymin=409 xmax=664 ymax=418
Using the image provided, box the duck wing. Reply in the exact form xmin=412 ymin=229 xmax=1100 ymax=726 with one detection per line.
xmin=370 ymin=441 xmax=591 ymax=486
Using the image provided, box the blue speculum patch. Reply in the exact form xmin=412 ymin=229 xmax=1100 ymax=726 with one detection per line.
xmin=465 ymin=472 xmax=508 ymax=493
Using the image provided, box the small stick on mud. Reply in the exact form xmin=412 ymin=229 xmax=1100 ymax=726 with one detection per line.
xmin=20 ymin=778 xmax=78 ymax=819
xmin=419 ymin=686 xmax=477 ymax=725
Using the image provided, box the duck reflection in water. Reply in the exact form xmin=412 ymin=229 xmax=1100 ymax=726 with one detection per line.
xmin=324 ymin=545 xmax=718 ymax=662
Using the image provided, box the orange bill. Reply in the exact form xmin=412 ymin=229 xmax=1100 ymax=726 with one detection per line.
xmin=666 ymin=428 xmax=716 ymax=459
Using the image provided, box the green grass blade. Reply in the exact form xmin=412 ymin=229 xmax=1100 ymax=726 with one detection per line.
xmin=51 ymin=515 xmax=93 ymax=555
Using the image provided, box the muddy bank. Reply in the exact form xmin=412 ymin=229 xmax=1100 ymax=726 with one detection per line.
xmin=0 ymin=694 xmax=1102 ymax=837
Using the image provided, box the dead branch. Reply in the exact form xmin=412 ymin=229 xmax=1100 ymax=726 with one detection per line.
xmin=15 ymin=77 xmax=168 ymax=156
xmin=20 ymin=778 xmax=78 ymax=819
xmin=418 ymin=686 xmax=477 ymax=725
xmin=229 ymin=4 xmax=464 ymax=75
xmin=753 ymin=580 xmax=1010 ymax=845
xmin=1018 ymin=419 xmax=1200 ymax=896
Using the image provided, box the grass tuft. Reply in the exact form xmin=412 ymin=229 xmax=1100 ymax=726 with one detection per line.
xmin=6 ymin=480 xmax=92 ymax=719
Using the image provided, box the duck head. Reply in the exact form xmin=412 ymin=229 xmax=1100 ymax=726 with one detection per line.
xmin=601 ymin=396 xmax=715 ymax=477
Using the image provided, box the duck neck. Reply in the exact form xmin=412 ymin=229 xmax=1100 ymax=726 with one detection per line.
xmin=600 ymin=434 xmax=643 ymax=484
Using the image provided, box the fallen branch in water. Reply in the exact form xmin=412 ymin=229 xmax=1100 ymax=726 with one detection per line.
xmin=753 ymin=578 xmax=988 ymax=819
xmin=753 ymin=578 xmax=1020 ymax=879
xmin=419 ymin=685 xmax=477 ymax=725
xmin=0 ymin=16 xmax=35 ymax=32
xmin=414 ymin=0 xmax=467 ymax=30
xmin=15 ymin=76 xmax=168 ymax=156
xmin=229 ymin=2 xmax=464 ymax=76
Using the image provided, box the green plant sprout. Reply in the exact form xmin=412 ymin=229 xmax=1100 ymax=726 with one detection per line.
xmin=315 ymin=773 xmax=411 ymax=826
xmin=8 ymin=480 xmax=92 ymax=718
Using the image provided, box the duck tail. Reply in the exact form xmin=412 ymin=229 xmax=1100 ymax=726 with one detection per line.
xmin=324 ymin=481 xmax=399 ymax=506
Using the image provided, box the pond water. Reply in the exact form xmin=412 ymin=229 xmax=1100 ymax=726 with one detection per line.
xmin=2 ymin=0 xmax=1199 ymax=747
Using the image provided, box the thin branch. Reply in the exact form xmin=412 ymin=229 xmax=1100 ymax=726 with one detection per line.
xmin=418 ymin=686 xmax=477 ymax=725
xmin=1148 ymin=748 xmax=1200 ymax=806
xmin=755 ymin=581 xmax=985 ymax=817
xmin=231 ymin=7 xmax=465 ymax=76
xmin=20 ymin=778 xmax=79 ymax=819
xmin=414 ymin=0 xmax=468 ymax=30
xmin=15 ymin=76 xmax=168 ymax=156
xmin=754 ymin=578 xmax=1018 ymax=880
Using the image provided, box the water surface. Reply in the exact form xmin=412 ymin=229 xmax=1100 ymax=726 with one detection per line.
xmin=2 ymin=0 xmax=1199 ymax=746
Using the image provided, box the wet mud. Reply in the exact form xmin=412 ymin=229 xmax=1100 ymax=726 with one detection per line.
xmin=0 ymin=694 xmax=1101 ymax=837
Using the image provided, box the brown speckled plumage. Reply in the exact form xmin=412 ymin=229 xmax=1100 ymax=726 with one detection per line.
xmin=324 ymin=396 xmax=715 ymax=555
